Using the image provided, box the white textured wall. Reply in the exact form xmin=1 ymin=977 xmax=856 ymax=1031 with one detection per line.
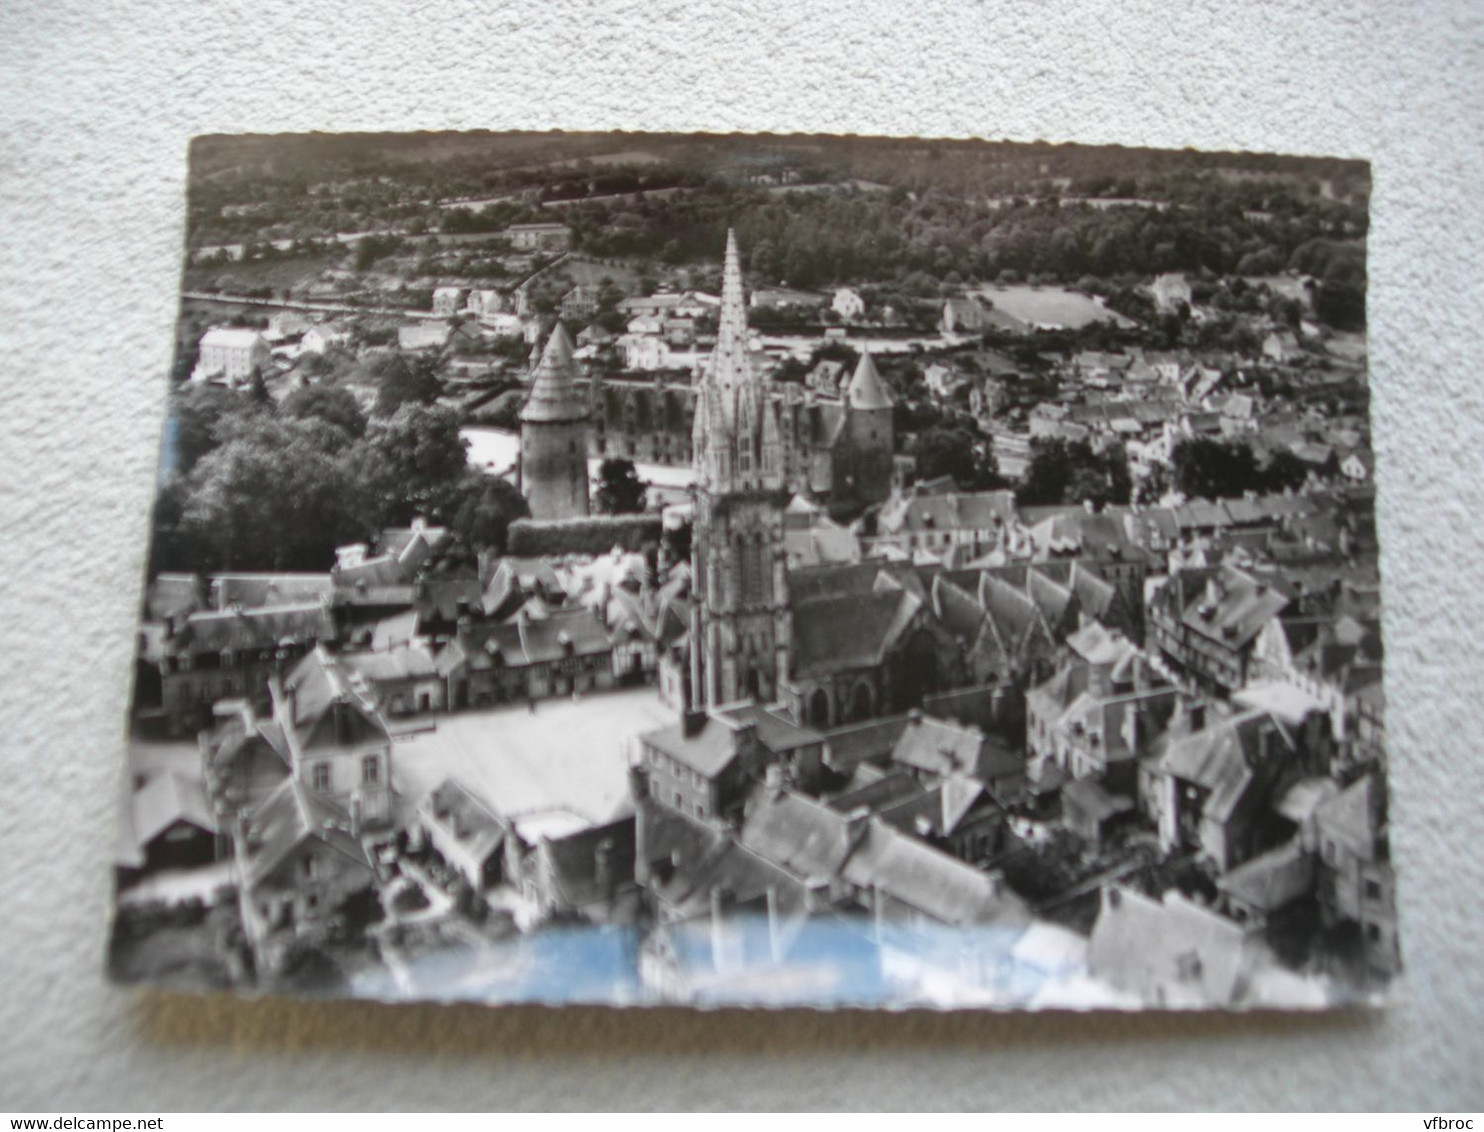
xmin=2 ymin=0 xmax=1482 ymax=1111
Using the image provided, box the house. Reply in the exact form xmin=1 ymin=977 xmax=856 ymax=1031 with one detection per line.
xmin=481 ymin=311 xmax=525 ymax=338
xmin=576 ymin=323 xmax=614 ymax=349
xmin=1310 ymin=773 xmax=1399 ymax=976
xmin=889 ymin=711 xmax=1024 ymax=798
xmin=192 ymin=327 xmax=271 ymax=385
xmin=874 ymin=485 xmax=1017 ymax=559
xmin=923 ymin=363 xmax=968 ymax=399
xmin=1088 ymin=885 xmax=1268 ymax=1007
xmin=832 ymin=287 xmax=866 ymax=321
xmin=505 ymin=811 xmax=636 ymax=921
xmin=266 ymin=311 xmax=313 ymax=342
xmin=466 ymin=289 xmax=504 ymax=318
xmin=432 ymin=287 xmax=466 ymax=317
xmin=200 ymin=699 xmax=292 ymax=821
xmin=1340 ymin=449 xmax=1374 ymax=483
xmin=340 ymin=641 xmax=444 ymax=716
xmin=418 ymin=778 xmax=508 ymax=893
xmin=300 ymin=323 xmax=350 ymax=355
xmin=435 ymin=605 xmax=616 ymax=709
xmin=505 ymin=222 xmax=572 ymax=252
xmin=1025 ymin=625 xmax=1178 ymax=792
xmin=123 ymin=771 xmax=218 ymax=878
xmin=137 ymin=601 xmax=337 ymax=737
xmin=233 ymin=778 xmax=378 ymax=974
xmin=1262 ymin=329 xmax=1304 ymax=364
xmin=749 ymin=286 xmax=824 ymax=311
xmin=1146 ymin=565 xmax=1290 ymax=695
xmin=270 ymin=646 xmax=395 ymax=829
xmin=1140 ymin=707 xmax=1305 ymax=871
xmin=941 ymin=296 xmax=990 ymax=335
xmin=1149 ymin=273 xmax=1193 ymax=314
xmin=560 ymin=285 xmax=600 ymax=320
xmin=636 ymin=703 xmax=825 ymax=821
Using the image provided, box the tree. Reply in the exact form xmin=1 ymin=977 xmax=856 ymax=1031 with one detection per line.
xmin=353 ymin=403 xmax=470 ymax=527
xmin=372 ymin=352 xmax=442 ymax=417
xmin=446 ymin=472 xmax=529 ymax=554
xmin=282 ymin=383 xmax=367 ymax=445
xmin=168 ymin=382 xmax=270 ymax=475
xmin=1261 ymin=449 xmax=1310 ymax=493
xmin=594 ymin=458 xmax=648 ymax=514
xmin=914 ymin=425 xmax=999 ymax=490
xmin=179 ymin=415 xmax=367 ymax=570
xmin=1018 ymin=438 xmax=1131 ymax=508
xmin=1171 ymin=438 xmax=1263 ymax=499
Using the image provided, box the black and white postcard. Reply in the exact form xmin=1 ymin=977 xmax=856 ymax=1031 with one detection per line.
xmin=109 ymin=130 xmax=1394 ymax=1009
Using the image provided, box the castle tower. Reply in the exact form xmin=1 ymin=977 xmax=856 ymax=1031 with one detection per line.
xmin=689 ymin=231 xmax=791 ymax=708
xmin=842 ymin=348 xmax=895 ymax=507
xmin=519 ymin=323 xmax=591 ymax=520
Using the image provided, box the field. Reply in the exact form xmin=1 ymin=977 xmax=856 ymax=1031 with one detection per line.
xmin=976 ymin=283 xmax=1137 ymax=330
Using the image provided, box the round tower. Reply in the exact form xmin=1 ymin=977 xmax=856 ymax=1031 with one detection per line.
xmin=843 ymin=348 xmax=895 ymax=506
xmin=519 ymin=323 xmax=591 ymax=520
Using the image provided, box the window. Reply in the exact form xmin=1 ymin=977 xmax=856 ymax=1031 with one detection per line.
xmin=1364 ymin=878 xmax=1383 ymax=902
xmin=362 ymin=755 xmax=380 ymax=785
xmin=1365 ymin=922 xmax=1382 ymax=944
xmin=673 ymin=791 xmax=683 ymax=808
xmin=311 ymin=762 xmax=331 ymax=792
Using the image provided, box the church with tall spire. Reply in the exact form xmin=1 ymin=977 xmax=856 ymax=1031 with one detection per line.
xmin=689 ymin=231 xmax=791 ymax=708
xmin=685 ymin=231 xmax=956 ymax=728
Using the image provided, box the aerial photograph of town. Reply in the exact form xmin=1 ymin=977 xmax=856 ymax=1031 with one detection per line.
xmin=108 ymin=130 xmax=1393 ymax=1010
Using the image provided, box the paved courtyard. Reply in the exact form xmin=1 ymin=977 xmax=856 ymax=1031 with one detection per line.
xmin=390 ymin=686 xmax=678 ymax=827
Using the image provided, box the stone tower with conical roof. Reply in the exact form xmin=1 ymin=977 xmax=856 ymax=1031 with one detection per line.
xmin=839 ymin=348 xmax=895 ymax=507
xmin=689 ymin=231 xmax=791 ymax=709
xmin=519 ymin=323 xmax=591 ymax=520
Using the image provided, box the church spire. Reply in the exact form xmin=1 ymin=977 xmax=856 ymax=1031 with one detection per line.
xmin=707 ymin=228 xmax=753 ymax=401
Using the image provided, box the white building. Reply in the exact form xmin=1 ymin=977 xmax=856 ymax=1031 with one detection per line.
xmin=832 ymin=287 xmax=866 ymax=322
xmin=192 ymin=327 xmax=271 ymax=385
xmin=432 ymin=287 xmax=466 ymax=317
xmin=466 ymin=289 xmax=503 ymax=318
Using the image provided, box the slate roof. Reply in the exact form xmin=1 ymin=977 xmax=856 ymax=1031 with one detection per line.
xmin=839 ymin=822 xmax=1028 ymax=928
xmin=1313 ymin=773 xmax=1384 ymax=860
xmin=420 ymin=778 xmax=506 ymax=868
xmin=1088 ymin=886 xmax=1254 ymax=1007
xmin=132 ymin=771 xmax=216 ymax=848
xmin=845 ymin=351 xmax=893 ymax=411
xmin=642 ymin=716 xmax=746 ymax=779
xmin=1157 ymin=710 xmax=1293 ymax=823
xmin=210 ymin=573 xmax=334 ymax=611
xmin=821 ymin=715 xmax=911 ymax=771
xmin=520 ymin=323 xmax=588 ymax=423
xmin=739 ymin=790 xmax=859 ymax=883
xmin=1216 ymin=838 xmax=1314 ymax=914
xmin=1181 ymin=566 xmax=1291 ymax=649
xmin=239 ymin=778 xmax=372 ymax=892
xmin=159 ymin=602 xmax=335 ymax=658
xmin=789 ymin=586 xmax=920 ymax=678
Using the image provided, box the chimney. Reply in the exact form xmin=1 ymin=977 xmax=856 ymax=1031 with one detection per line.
xmin=682 ymin=706 xmax=708 ymax=738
